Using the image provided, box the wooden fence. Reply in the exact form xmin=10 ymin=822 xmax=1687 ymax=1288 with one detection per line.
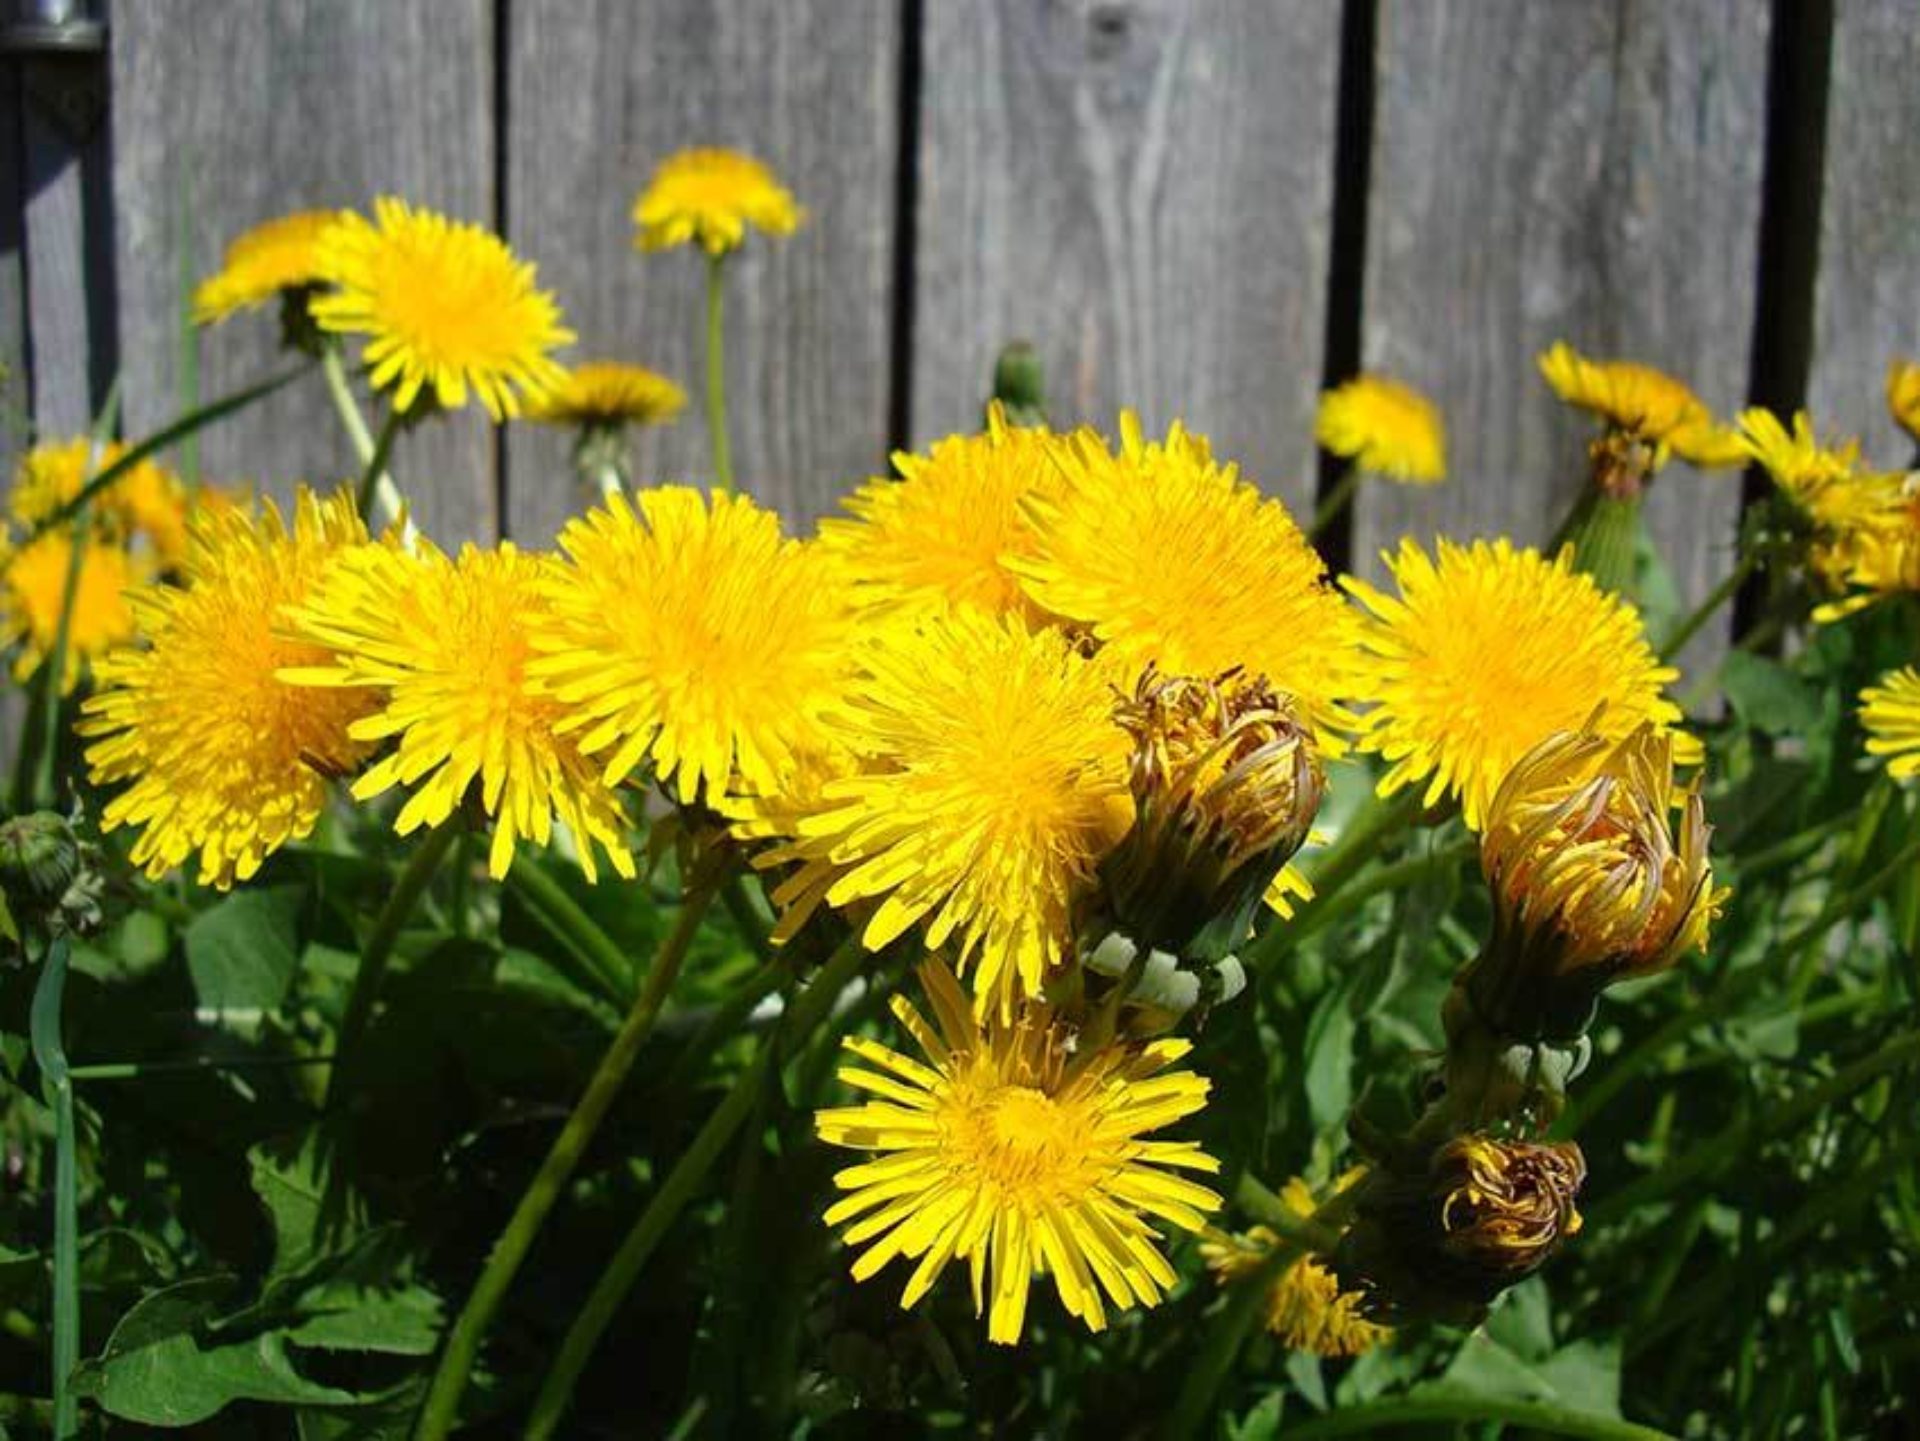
xmin=1 ymin=0 xmax=1916 ymax=675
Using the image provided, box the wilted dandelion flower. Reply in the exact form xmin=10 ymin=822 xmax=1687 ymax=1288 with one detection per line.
xmin=1200 ymin=1176 xmax=1388 ymax=1358
xmin=1 ymin=532 xmax=142 ymax=693
xmin=1861 ymin=668 xmax=1920 ymax=779
xmin=527 ymin=360 xmax=686 ymax=432
xmin=1315 ymin=375 xmax=1446 ymax=483
xmin=1888 ymin=359 xmax=1920 ymax=444
xmin=751 ymin=609 xmax=1131 ymax=1016
xmin=1344 ymin=539 xmax=1693 ymax=830
xmin=819 ymin=403 xmax=1061 ymax=622
xmin=285 ymin=540 xmax=632 ymax=881
xmin=531 ymin=487 xmax=851 ymax=807
xmin=633 ymin=147 xmax=803 ymax=255
xmin=1539 ymin=342 xmax=1743 ymax=473
xmin=1472 ymin=723 xmax=1718 ymax=1037
xmin=1011 ymin=412 xmax=1360 ymax=748
xmin=312 ymin=197 xmax=573 ymax=420
xmin=191 ymin=210 xmax=341 ymax=325
xmin=816 ymin=959 xmax=1221 ymax=1344
xmin=79 ymin=491 xmax=374 ymax=889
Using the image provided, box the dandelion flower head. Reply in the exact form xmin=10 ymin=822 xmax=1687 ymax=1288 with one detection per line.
xmin=1888 ymin=358 xmax=1920 ymax=444
xmin=1344 ymin=538 xmax=1693 ymax=829
xmin=285 ymin=538 xmax=632 ymax=881
xmin=10 ymin=437 xmax=190 ymax=566
xmin=1315 ymin=374 xmax=1446 ymax=484
xmin=1861 ymin=667 xmax=1920 ymax=780
xmin=1 ymin=531 xmax=142 ymax=694
xmin=191 ymin=210 xmax=342 ymax=325
xmin=633 ymin=147 xmax=803 ymax=256
xmin=817 ymin=959 xmax=1221 ymax=1344
xmin=1539 ymin=342 xmax=1743 ymax=469
xmin=79 ymin=490 xmax=375 ymax=889
xmin=532 ymin=486 xmax=853 ymax=807
xmin=528 ymin=360 xmax=686 ymax=432
xmin=312 ymin=197 xmax=574 ymax=420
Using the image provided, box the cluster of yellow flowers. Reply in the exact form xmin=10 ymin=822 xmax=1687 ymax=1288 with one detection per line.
xmin=7 ymin=147 xmax=1797 ymax=1355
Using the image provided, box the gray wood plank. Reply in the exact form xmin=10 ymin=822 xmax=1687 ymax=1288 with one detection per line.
xmin=110 ymin=0 xmax=498 ymax=543
xmin=1809 ymin=0 xmax=1920 ymax=466
xmin=1354 ymin=0 xmax=1769 ymax=684
xmin=503 ymin=0 xmax=901 ymax=545
xmin=0 ymin=62 xmax=25 ymax=767
xmin=910 ymin=0 xmax=1337 ymax=518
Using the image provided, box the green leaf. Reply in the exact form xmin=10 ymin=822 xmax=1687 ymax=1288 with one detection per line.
xmin=0 ymin=1245 xmax=40 ymax=1307
xmin=72 ymin=1277 xmax=357 ymax=1427
xmin=250 ymin=1134 xmax=356 ymax=1277
xmin=1536 ymin=1339 xmax=1624 ymax=1417
xmin=1302 ymin=986 xmax=1356 ymax=1132
xmin=1722 ymin=651 xmax=1823 ymax=739
xmin=284 ymin=1280 xmax=441 ymax=1356
xmin=185 ymin=886 xmax=305 ymax=1015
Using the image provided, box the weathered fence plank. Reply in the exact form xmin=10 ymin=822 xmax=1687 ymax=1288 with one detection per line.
xmin=504 ymin=0 xmax=901 ymax=544
xmin=110 ymin=0 xmax=498 ymax=541
xmin=0 ymin=63 xmax=28 ymax=482
xmin=1808 ymin=0 xmax=1920 ymax=466
xmin=1353 ymin=0 xmax=1769 ymax=682
xmin=910 ymin=0 xmax=1338 ymax=516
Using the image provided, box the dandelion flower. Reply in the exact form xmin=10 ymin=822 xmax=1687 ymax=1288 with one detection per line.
xmin=79 ymin=491 xmax=374 ymax=888
xmin=312 ymin=197 xmax=574 ymax=420
xmin=754 ymin=609 xmax=1131 ymax=1016
xmin=1862 ymin=668 xmax=1920 ymax=779
xmin=191 ymin=210 xmax=341 ymax=325
xmin=1888 ymin=359 xmax=1920 ymax=445
xmin=1010 ymin=412 xmax=1360 ymax=747
xmin=527 ymin=360 xmax=686 ymax=432
xmin=1 ymin=532 xmax=142 ymax=693
xmin=633 ymin=147 xmax=803 ymax=256
xmin=532 ymin=487 xmax=852 ymax=807
xmin=10 ymin=438 xmax=190 ymax=565
xmin=1344 ymin=538 xmax=1692 ymax=829
xmin=819 ymin=403 xmax=1061 ymax=621
xmin=1539 ymin=342 xmax=1743 ymax=470
xmin=1315 ymin=375 xmax=1446 ymax=483
xmin=1200 ymin=1175 xmax=1388 ymax=1358
xmin=1736 ymin=407 xmax=1899 ymax=534
xmin=817 ymin=959 xmax=1221 ymax=1344
xmin=285 ymin=540 xmax=632 ymax=881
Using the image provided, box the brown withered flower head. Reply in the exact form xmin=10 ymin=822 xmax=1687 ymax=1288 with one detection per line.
xmin=1099 ymin=666 xmax=1324 ymax=962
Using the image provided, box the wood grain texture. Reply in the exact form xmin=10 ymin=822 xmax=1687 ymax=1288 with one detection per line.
xmin=0 ymin=63 xmax=28 ymax=485
xmin=1354 ymin=0 xmax=1769 ymax=682
xmin=910 ymin=0 xmax=1338 ymax=516
xmin=110 ymin=0 xmax=498 ymax=541
xmin=1808 ymin=0 xmax=1920 ymax=465
xmin=503 ymin=0 xmax=901 ymax=544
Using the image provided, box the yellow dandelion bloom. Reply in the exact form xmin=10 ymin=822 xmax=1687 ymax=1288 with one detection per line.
xmin=1344 ymin=538 xmax=1693 ymax=830
xmin=531 ymin=487 xmax=852 ymax=807
xmin=817 ymin=959 xmax=1221 ymax=1345
xmin=1010 ymin=412 xmax=1360 ymax=748
xmin=819 ymin=404 xmax=1061 ymax=621
xmin=633 ymin=147 xmax=803 ymax=256
xmin=1315 ymin=375 xmax=1446 ymax=484
xmin=10 ymin=437 xmax=190 ymax=565
xmin=284 ymin=540 xmax=633 ymax=881
xmin=311 ymin=197 xmax=574 ymax=420
xmin=1200 ymin=1176 xmax=1388 ymax=1358
xmin=1888 ymin=359 xmax=1920 ymax=444
xmin=752 ymin=609 xmax=1132 ymax=1016
xmin=191 ymin=210 xmax=341 ymax=325
xmin=1538 ymin=342 xmax=1743 ymax=469
xmin=1 ymin=532 xmax=143 ymax=693
xmin=1861 ymin=667 xmax=1920 ymax=779
xmin=78 ymin=491 xmax=374 ymax=889
xmin=1735 ymin=407 xmax=1900 ymax=534
xmin=527 ymin=360 xmax=686 ymax=431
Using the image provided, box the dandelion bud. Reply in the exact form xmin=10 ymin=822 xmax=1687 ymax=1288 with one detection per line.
xmin=1100 ymin=667 xmax=1324 ymax=963
xmin=990 ymin=341 xmax=1047 ymax=427
xmin=1335 ymin=1134 xmax=1586 ymax=1326
xmin=1465 ymin=722 xmax=1718 ymax=1041
xmin=0 ymin=813 xmax=82 ymax=918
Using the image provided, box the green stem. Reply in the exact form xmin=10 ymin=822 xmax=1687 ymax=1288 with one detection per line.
xmin=587 ymin=454 xmax=624 ymax=503
xmin=355 ymin=410 xmax=405 ymax=527
xmin=15 ymin=365 xmax=313 ymax=548
xmin=1232 ymin=1173 xmax=1348 ymax=1252
xmin=1661 ymin=552 xmax=1758 ymax=661
xmin=32 ymin=511 xmax=90 ymax=810
xmin=29 ymin=934 xmax=78 ymax=1440
xmin=704 ymin=254 xmax=734 ymax=494
xmin=1270 ymin=1398 xmax=1676 ymax=1441
xmin=69 ymin=1053 xmax=333 ymax=1082
xmin=1283 ymin=838 xmax=1476 ymax=949
xmin=524 ymin=937 xmax=867 ymax=1441
xmin=504 ymin=860 xmax=636 ymax=1006
xmin=1309 ymin=466 xmax=1360 ymax=538
xmin=412 ymin=870 xmax=725 ymax=1441
xmin=1250 ymin=788 xmax=1420 ymax=971
xmin=327 ymin=822 xmax=460 ymax=1105
xmin=321 ymin=343 xmax=412 ymax=533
